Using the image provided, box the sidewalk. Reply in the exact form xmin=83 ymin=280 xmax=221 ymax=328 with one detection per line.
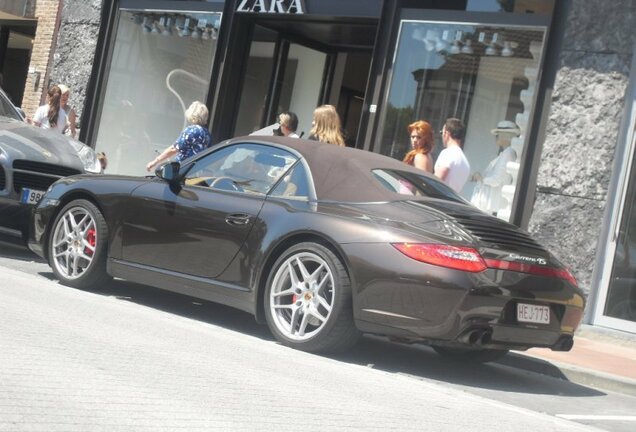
xmin=498 ymin=325 xmax=636 ymax=396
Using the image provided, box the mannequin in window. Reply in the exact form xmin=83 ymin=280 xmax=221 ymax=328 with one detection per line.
xmin=470 ymin=120 xmax=520 ymax=215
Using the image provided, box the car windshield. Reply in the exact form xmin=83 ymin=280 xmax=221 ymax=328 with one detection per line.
xmin=372 ymin=169 xmax=468 ymax=204
xmin=183 ymin=143 xmax=298 ymax=195
xmin=0 ymin=89 xmax=21 ymax=121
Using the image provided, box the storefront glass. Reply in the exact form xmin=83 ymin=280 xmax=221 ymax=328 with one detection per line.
xmin=94 ymin=10 xmax=221 ymax=175
xmin=376 ymin=20 xmax=546 ymax=221
xmin=233 ymin=28 xmax=326 ymax=138
xmin=604 ymin=155 xmax=636 ymax=323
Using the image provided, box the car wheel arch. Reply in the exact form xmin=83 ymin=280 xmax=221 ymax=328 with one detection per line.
xmin=254 ymin=232 xmax=354 ymax=325
xmin=42 ymin=191 xmax=106 ymax=262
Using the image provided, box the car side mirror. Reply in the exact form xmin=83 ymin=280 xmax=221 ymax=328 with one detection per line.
xmin=156 ymin=162 xmax=181 ymax=185
xmin=16 ymin=107 xmax=26 ymax=121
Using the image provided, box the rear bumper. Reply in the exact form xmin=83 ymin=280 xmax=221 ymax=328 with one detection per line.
xmin=342 ymin=243 xmax=585 ymax=351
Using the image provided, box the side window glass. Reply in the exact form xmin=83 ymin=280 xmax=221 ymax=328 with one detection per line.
xmin=270 ymin=162 xmax=311 ymax=199
xmin=184 ymin=143 xmax=297 ymax=194
xmin=372 ymin=169 xmax=467 ymax=203
xmin=0 ymin=91 xmax=20 ymax=120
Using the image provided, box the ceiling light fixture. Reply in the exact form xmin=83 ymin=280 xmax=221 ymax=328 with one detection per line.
xmin=449 ymin=40 xmax=461 ymax=54
xmin=180 ymin=18 xmax=192 ymax=37
xmin=435 ymin=30 xmax=449 ymax=52
xmin=161 ymin=16 xmax=173 ymax=36
xmin=501 ymin=41 xmax=514 ymax=57
xmin=141 ymin=16 xmax=153 ymax=33
xmin=485 ymin=32 xmax=500 ymax=56
xmin=461 ymin=39 xmax=474 ymax=55
xmin=485 ymin=43 xmax=498 ymax=56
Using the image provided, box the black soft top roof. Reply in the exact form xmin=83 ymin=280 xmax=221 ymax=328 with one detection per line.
xmin=226 ymin=135 xmax=439 ymax=202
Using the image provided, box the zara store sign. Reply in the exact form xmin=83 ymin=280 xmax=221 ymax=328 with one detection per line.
xmin=236 ymin=0 xmax=306 ymax=14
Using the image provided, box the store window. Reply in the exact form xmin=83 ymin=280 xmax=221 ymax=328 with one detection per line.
xmin=233 ymin=26 xmax=326 ymax=138
xmin=604 ymin=145 xmax=636 ymax=324
xmin=377 ymin=20 xmax=546 ymax=221
xmin=94 ymin=10 xmax=221 ymax=175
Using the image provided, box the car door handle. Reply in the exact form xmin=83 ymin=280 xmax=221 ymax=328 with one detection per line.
xmin=225 ymin=213 xmax=251 ymax=225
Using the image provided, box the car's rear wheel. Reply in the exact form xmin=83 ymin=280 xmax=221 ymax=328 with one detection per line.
xmin=264 ymin=242 xmax=360 ymax=353
xmin=49 ymin=199 xmax=110 ymax=289
xmin=432 ymin=346 xmax=509 ymax=363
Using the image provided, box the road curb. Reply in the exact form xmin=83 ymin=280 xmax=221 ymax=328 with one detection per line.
xmin=496 ymin=352 xmax=636 ymax=397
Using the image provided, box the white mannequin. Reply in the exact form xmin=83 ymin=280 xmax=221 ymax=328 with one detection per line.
xmin=471 ymin=120 xmax=520 ymax=214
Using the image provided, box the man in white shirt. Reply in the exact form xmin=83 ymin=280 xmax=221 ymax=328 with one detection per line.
xmin=434 ymin=118 xmax=470 ymax=193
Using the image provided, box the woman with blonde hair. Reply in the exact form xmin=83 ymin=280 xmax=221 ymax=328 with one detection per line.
xmin=403 ymin=120 xmax=434 ymax=173
xmin=146 ymin=101 xmax=212 ymax=171
xmin=308 ymin=104 xmax=345 ymax=146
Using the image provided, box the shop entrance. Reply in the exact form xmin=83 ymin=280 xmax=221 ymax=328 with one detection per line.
xmin=218 ymin=15 xmax=377 ymax=146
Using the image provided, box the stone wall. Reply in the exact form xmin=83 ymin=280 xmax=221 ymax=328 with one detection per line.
xmin=528 ymin=0 xmax=636 ymax=294
xmin=49 ymin=0 xmax=103 ymax=133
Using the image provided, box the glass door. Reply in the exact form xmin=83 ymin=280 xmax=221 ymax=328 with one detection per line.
xmin=233 ymin=26 xmax=327 ymax=138
xmin=593 ymin=116 xmax=636 ymax=333
xmin=589 ymin=45 xmax=636 ymax=333
xmin=604 ymin=164 xmax=636 ymax=325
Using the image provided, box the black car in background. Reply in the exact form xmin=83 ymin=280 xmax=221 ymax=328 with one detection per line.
xmin=0 ymin=87 xmax=101 ymax=239
xmin=29 ymin=136 xmax=585 ymax=362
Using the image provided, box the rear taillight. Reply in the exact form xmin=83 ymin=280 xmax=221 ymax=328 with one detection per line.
xmin=484 ymin=259 xmax=578 ymax=287
xmin=392 ymin=243 xmax=487 ymax=272
xmin=393 ymin=243 xmax=578 ymax=286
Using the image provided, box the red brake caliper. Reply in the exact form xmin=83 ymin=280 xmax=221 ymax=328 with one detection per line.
xmin=84 ymin=228 xmax=96 ymax=256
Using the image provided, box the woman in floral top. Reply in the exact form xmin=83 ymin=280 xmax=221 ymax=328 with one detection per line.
xmin=146 ymin=101 xmax=212 ymax=171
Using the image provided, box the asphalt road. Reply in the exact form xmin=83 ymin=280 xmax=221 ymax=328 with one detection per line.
xmin=1 ymin=235 xmax=635 ymax=432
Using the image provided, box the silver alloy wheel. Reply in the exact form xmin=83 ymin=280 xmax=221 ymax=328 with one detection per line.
xmin=50 ymin=206 xmax=98 ymax=280
xmin=269 ymin=251 xmax=335 ymax=341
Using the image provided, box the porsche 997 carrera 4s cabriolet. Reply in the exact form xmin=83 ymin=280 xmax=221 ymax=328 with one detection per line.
xmin=28 ymin=136 xmax=585 ymax=362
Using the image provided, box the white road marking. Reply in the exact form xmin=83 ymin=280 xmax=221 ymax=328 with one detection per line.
xmin=556 ymin=415 xmax=636 ymax=421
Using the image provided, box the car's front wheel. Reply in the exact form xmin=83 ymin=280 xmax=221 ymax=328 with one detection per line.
xmin=264 ymin=242 xmax=360 ymax=353
xmin=48 ymin=199 xmax=110 ymax=289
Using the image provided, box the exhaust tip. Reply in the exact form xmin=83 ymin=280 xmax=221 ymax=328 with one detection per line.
xmin=552 ymin=335 xmax=574 ymax=351
xmin=460 ymin=328 xmax=490 ymax=345
xmin=468 ymin=329 xmax=483 ymax=344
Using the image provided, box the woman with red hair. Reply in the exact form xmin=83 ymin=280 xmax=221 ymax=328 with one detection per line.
xmin=403 ymin=120 xmax=434 ymax=173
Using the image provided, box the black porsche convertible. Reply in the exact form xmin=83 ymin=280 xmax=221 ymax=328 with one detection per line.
xmin=28 ymin=136 xmax=585 ymax=361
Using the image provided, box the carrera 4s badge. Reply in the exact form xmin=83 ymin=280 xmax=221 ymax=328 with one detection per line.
xmin=507 ymin=254 xmax=547 ymax=265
